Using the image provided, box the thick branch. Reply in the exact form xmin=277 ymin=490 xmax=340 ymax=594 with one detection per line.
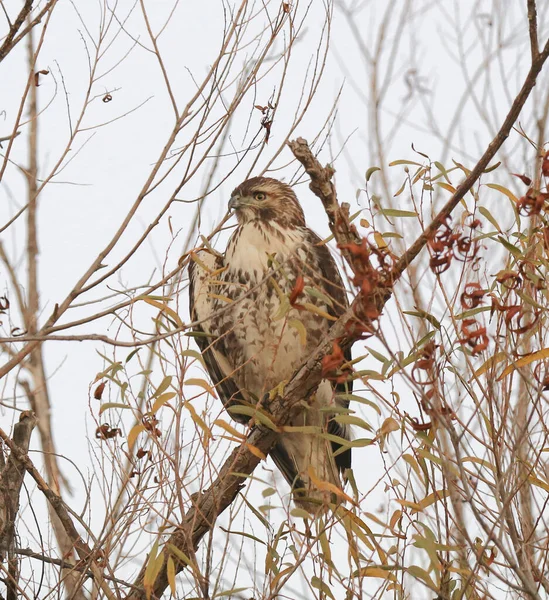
xmin=0 ymin=411 xmax=37 ymax=567
xmin=0 ymin=0 xmax=33 ymax=63
xmin=288 ymin=138 xmax=363 ymax=247
xmin=125 ymin=313 xmax=359 ymax=600
xmin=0 ymin=411 xmax=36 ymax=600
xmin=527 ymin=0 xmax=539 ymax=61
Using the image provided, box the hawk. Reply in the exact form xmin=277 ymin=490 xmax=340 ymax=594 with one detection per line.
xmin=189 ymin=177 xmax=352 ymax=512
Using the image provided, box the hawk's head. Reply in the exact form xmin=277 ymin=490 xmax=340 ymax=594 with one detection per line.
xmin=229 ymin=177 xmax=306 ymax=228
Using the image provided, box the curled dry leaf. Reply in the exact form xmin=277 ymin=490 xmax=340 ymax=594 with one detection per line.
xmin=512 ymin=173 xmax=533 ymax=186
xmin=95 ymin=424 xmax=121 ymax=440
xmin=289 ymin=274 xmax=305 ymax=307
xmin=461 ymin=282 xmax=485 ymax=309
xmin=94 ymin=381 xmax=106 ymax=400
xmin=321 ymin=341 xmax=351 ymax=383
xmin=460 ymin=319 xmax=489 ymax=355
xmin=34 ymin=69 xmax=49 ymax=86
xmin=517 ymin=189 xmax=548 ymax=216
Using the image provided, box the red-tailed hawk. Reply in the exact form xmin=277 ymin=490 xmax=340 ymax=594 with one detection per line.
xmin=189 ymin=177 xmax=352 ymax=512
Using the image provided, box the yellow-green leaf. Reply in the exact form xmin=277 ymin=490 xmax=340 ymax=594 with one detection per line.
xmin=379 ymin=209 xmax=418 ymax=218
xmin=478 ymin=206 xmax=502 ymax=232
xmin=300 ymin=302 xmax=337 ymax=321
xmin=353 ymin=566 xmax=396 ymax=581
xmin=246 ymin=443 xmax=266 ymax=459
xmin=389 ymin=159 xmax=422 ymax=167
xmin=497 ymin=348 xmax=549 ymax=380
xmin=141 ymin=296 xmax=183 ymax=327
xmin=374 ymin=231 xmax=388 ymax=249
xmin=184 ymin=401 xmax=212 ymax=443
xmin=184 ymin=378 xmax=217 ymax=397
xmin=180 ymin=349 xmax=206 ymax=369
xmin=334 ymin=414 xmax=373 ymax=431
xmin=152 ymin=375 xmax=172 ymax=398
xmin=143 ymin=541 xmax=164 ymax=599
xmin=485 ymin=183 xmax=518 ymax=203
xmin=214 ymin=419 xmax=246 ymax=440
xmin=407 ymin=565 xmax=437 ymax=590
xmin=288 ymin=318 xmax=307 ymax=346
xmin=167 ymin=556 xmax=176 ymax=596
xmin=528 ymin=475 xmax=549 ymax=493
xmin=227 ymin=405 xmax=278 ymax=430
xmin=99 ymin=402 xmax=131 ymax=415
xmin=473 ymin=352 xmax=507 ymax=378
xmin=151 ymin=392 xmax=176 ymax=413
xmin=436 ymin=182 xmax=456 ymax=193
xmin=414 ymin=489 xmax=449 ymax=512
xmin=128 ymin=424 xmax=146 ymax=450
xmin=366 ymin=166 xmax=381 ymax=181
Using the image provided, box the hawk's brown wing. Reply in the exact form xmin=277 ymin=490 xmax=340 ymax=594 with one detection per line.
xmin=188 ymin=252 xmax=247 ymax=419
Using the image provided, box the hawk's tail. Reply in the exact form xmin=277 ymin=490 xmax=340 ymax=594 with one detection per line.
xmin=271 ymin=429 xmax=348 ymax=514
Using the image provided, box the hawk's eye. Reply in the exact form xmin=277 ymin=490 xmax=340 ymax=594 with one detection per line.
xmin=254 ymin=192 xmax=266 ymax=201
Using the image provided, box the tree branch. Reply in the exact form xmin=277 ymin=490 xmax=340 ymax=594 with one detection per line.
xmin=527 ymin=0 xmax=539 ymax=61
xmin=0 ymin=411 xmax=36 ymax=600
xmin=0 ymin=0 xmax=33 ymax=63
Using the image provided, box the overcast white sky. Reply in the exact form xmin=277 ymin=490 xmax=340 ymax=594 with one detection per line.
xmin=1 ymin=0 xmax=547 ymax=597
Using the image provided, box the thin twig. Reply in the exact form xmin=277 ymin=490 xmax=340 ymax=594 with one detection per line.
xmin=14 ymin=547 xmax=136 ymax=590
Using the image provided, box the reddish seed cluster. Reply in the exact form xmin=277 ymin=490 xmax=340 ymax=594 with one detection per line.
xmin=491 ymin=295 xmax=540 ymax=336
xmin=492 ymin=262 xmax=543 ymax=334
xmin=289 ymin=274 xmax=305 ymax=307
xmin=411 ymin=340 xmax=438 ymax=386
xmin=339 ymin=236 xmax=392 ymax=325
xmin=542 ymin=150 xmax=549 ymax=178
xmin=320 ymin=236 xmax=395 ymax=384
xmin=94 ymin=381 xmax=106 ymax=400
xmin=457 ymin=281 xmax=489 ymax=355
xmin=460 ymin=282 xmax=485 ymax=309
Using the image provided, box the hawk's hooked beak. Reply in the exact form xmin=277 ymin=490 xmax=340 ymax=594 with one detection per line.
xmin=228 ymin=195 xmax=250 ymax=211
xmin=228 ymin=196 xmax=239 ymax=211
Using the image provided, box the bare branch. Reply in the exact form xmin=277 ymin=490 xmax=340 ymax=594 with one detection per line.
xmin=528 ymin=0 xmax=539 ymax=61
xmin=0 ymin=0 xmax=33 ymax=63
xmin=0 ymin=411 xmax=36 ymax=600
